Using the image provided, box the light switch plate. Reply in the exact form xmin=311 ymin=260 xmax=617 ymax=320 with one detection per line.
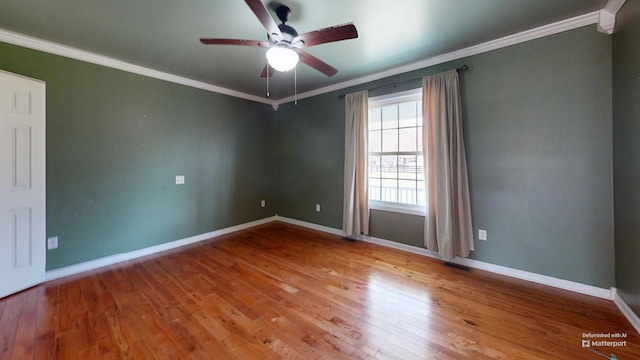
xmin=176 ymin=175 xmax=185 ymax=185
xmin=47 ymin=236 xmax=59 ymax=250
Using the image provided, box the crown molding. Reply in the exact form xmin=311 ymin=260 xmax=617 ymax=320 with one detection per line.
xmin=598 ymin=0 xmax=627 ymax=34
xmin=0 ymin=28 xmax=275 ymax=106
xmin=275 ymin=11 xmax=600 ymax=106
xmin=1 ymin=10 xmax=600 ymax=109
xmin=604 ymin=0 xmax=627 ymax=14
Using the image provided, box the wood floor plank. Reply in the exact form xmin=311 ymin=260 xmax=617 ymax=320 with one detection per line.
xmin=253 ymin=299 xmax=349 ymax=360
xmin=0 ymin=294 xmax=21 ymax=359
xmin=1 ymin=222 xmax=639 ymax=359
xmin=8 ymin=287 xmax=38 ymax=360
xmin=0 ymin=297 xmax=6 ymax=328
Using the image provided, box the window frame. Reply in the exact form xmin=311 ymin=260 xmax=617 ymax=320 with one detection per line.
xmin=367 ymin=88 xmax=426 ymax=216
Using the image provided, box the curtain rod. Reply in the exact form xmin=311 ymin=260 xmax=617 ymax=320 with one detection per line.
xmin=338 ymin=65 xmax=468 ymax=99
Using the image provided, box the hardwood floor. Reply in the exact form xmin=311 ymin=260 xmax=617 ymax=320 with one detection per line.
xmin=1 ymin=222 xmax=638 ymax=359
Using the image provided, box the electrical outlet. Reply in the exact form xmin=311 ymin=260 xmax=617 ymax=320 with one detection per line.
xmin=47 ymin=236 xmax=59 ymax=250
xmin=261 ymin=200 xmax=266 ymax=207
xmin=315 ymin=204 xmax=321 ymax=212
xmin=478 ymin=229 xmax=487 ymax=241
xmin=175 ymin=175 xmax=185 ymax=185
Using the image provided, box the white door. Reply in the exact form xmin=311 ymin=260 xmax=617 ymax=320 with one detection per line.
xmin=0 ymin=70 xmax=46 ymax=298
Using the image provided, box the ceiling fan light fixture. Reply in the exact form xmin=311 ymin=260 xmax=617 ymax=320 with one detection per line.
xmin=266 ymin=46 xmax=299 ymax=72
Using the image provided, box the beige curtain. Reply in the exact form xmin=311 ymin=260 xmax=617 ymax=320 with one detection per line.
xmin=422 ymin=70 xmax=474 ymax=259
xmin=343 ymin=90 xmax=369 ymax=236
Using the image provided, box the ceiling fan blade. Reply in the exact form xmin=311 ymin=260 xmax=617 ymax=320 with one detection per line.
xmin=245 ymin=0 xmax=282 ymax=39
xmin=200 ymin=38 xmax=271 ymax=47
xmin=294 ymin=23 xmax=358 ymax=48
xmin=260 ymin=64 xmax=275 ymax=78
xmin=296 ymin=50 xmax=338 ymax=77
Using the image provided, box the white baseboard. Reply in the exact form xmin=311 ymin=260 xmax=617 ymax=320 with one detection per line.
xmin=450 ymin=257 xmax=612 ymax=300
xmin=275 ymin=216 xmax=613 ymax=300
xmin=45 ymin=216 xmax=277 ymax=282
xmin=274 ymin=215 xmax=345 ymax=236
xmin=612 ymin=288 xmax=640 ymax=335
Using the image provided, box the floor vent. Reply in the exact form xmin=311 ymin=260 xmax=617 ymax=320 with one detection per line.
xmin=444 ymin=262 xmax=471 ymax=271
xmin=341 ymin=236 xmax=359 ymax=243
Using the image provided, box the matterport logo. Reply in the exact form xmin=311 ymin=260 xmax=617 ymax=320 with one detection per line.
xmin=581 ymin=332 xmax=628 ymax=359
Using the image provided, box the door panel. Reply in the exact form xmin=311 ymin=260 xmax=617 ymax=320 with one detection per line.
xmin=0 ymin=70 xmax=45 ymax=298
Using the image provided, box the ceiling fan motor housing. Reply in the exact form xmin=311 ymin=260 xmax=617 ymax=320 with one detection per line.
xmin=269 ymin=23 xmax=299 ymax=47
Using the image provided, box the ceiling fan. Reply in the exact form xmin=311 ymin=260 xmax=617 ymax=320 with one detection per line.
xmin=200 ymin=0 xmax=358 ymax=78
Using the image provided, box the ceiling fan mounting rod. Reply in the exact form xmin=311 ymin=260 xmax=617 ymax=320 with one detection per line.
xmin=275 ymin=5 xmax=291 ymax=24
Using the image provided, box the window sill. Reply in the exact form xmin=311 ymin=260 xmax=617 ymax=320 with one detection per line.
xmin=369 ymin=201 xmax=426 ymax=216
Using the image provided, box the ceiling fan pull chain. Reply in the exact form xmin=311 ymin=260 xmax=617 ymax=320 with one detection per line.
xmin=294 ymin=65 xmax=297 ymax=105
xmin=266 ymin=61 xmax=270 ymax=98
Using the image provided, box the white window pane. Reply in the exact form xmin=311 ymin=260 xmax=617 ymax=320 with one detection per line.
xmin=399 ymin=102 xmax=417 ymax=127
xmin=368 ymin=155 xmax=381 ymax=178
xmin=398 ymin=180 xmax=417 ymax=205
xmin=398 ymin=155 xmax=417 ymax=180
xmin=417 ymin=155 xmax=425 ymax=180
xmin=417 ymin=126 xmax=423 ymax=151
xmin=381 ymin=178 xmax=398 ymax=203
xmin=380 ymin=155 xmax=397 ymax=178
xmin=369 ymin=130 xmax=381 ymax=153
xmin=381 ymin=105 xmax=398 ymax=129
xmin=382 ymin=129 xmax=398 ymax=152
xmin=369 ymin=108 xmax=382 ymax=130
xmin=417 ymin=101 xmax=423 ymax=126
xmin=398 ymin=127 xmax=417 ymax=152
xmin=369 ymin=178 xmax=381 ymax=201
xmin=416 ymin=180 xmax=426 ymax=206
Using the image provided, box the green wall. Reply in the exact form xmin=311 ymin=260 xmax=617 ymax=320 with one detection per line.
xmin=613 ymin=0 xmax=640 ymax=316
xmin=277 ymin=26 xmax=615 ymax=288
xmin=369 ymin=210 xmax=424 ymax=248
xmin=464 ymin=27 xmax=613 ymax=287
xmin=0 ymin=42 xmax=277 ymax=270
xmin=275 ymin=95 xmax=345 ymax=228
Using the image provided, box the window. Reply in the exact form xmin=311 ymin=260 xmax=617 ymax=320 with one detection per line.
xmin=368 ymin=88 xmax=425 ymax=215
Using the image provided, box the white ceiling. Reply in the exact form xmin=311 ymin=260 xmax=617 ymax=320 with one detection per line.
xmin=0 ymin=0 xmax=612 ymax=103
